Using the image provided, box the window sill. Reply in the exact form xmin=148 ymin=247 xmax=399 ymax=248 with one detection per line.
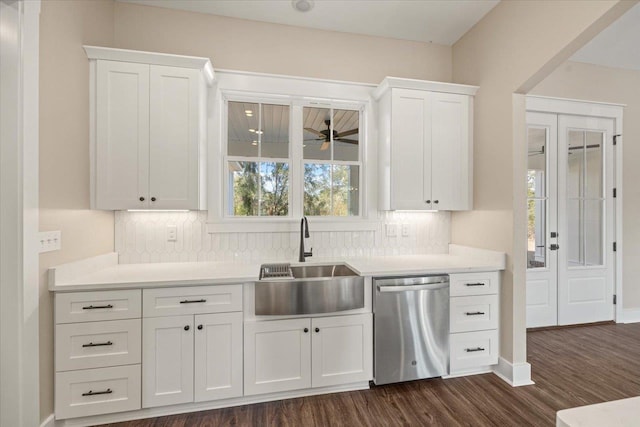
xmin=206 ymin=218 xmax=378 ymax=233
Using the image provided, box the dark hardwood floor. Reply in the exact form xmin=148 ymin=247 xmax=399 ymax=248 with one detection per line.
xmin=108 ymin=323 xmax=640 ymax=427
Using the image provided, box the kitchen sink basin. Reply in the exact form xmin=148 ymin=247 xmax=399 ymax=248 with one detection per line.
xmin=255 ymin=263 xmax=363 ymax=316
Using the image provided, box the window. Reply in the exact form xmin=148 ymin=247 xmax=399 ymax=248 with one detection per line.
xmin=225 ymin=98 xmax=363 ymax=219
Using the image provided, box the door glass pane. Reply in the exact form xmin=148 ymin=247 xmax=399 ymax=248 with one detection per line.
xmin=303 ymin=107 xmax=331 ymax=161
xmin=304 ymin=163 xmax=331 ymax=215
xmin=527 ymin=127 xmax=546 ymax=195
xmin=567 ymin=130 xmax=584 ymax=198
xmin=261 ymin=104 xmax=290 ymax=159
xmin=527 ymin=199 xmax=546 ymax=268
xmin=228 ymin=102 xmax=259 ymax=157
xmin=333 ymin=109 xmax=359 ymax=162
xmin=567 ymin=199 xmax=583 ymax=267
xmin=332 ymin=165 xmax=360 ymax=216
xmin=584 ymin=200 xmax=603 ymax=266
xmin=584 ymin=131 xmax=603 ymax=199
xmin=259 ymin=162 xmax=289 ymax=216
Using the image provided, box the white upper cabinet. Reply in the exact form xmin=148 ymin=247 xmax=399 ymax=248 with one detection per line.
xmin=85 ymin=46 xmax=213 ymax=210
xmin=374 ymin=77 xmax=477 ymax=211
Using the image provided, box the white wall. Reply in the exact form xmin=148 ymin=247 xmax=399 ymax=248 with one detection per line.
xmin=532 ymin=60 xmax=640 ymax=310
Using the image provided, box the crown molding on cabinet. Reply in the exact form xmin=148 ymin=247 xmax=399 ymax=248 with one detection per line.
xmin=83 ymin=45 xmax=215 ymax=86
xmin=372 ymin=76 xmax=479 ymax=100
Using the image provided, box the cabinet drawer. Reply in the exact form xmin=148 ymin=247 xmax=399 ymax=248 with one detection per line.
xmin=449 ymin=272 xmax=499 ymax=297
xmin=56 ymin=290 xmax=141 ymax=324
xmin=450 ymin=330 xmax=499 ymax=372
xmin=450 ymin=294 xmax=499 ymax=333
xmin=143 ymin=285 xmax=242 ymax=317
xmin=56 ymin=319 xmax=141 ymax=372
xmin=55 ymin=364 xmax=141 ymax=420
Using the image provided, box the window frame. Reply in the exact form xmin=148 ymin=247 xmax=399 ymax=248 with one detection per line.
xmin=207 ymin=70 xmax=377 ymax=233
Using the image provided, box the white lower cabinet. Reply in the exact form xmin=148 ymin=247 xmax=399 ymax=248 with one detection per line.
xmin=142 ymin=315 xmax=194 ymax=408
xmin=244 ymin=314 xmax=372 ymax=396
xmin=142 ymin=311 xmax=243 ymax=408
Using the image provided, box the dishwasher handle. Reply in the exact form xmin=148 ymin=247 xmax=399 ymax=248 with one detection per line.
xmin=377 ymin=282 xmax=449 ymax=293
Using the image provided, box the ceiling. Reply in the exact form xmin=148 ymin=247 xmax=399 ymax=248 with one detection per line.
xmin=571 ymin=3 xmax=640 ymax=71
xmin=116 ymin=0 xmax=500 ymax=45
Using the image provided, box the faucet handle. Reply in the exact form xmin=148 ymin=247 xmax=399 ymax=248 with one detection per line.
xmin=304 ymin=248 xmax=313 ymax=258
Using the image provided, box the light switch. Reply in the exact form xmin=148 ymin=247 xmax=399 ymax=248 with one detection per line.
xmin=401 ymin=224 xmax=410 ymax=237
xmin=386 ymin=223 xmax=397 ymax=237
xmin=39 ymin=230 xmax=61 ymax=253
xmin=167 ymin=225 xmax=177 ymax=242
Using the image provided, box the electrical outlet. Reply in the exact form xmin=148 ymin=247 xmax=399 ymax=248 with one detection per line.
xmin=167 ymin=225 xmax=177 ymax=242
xmin=401 ymin=223 xmax=410 ymax=237
xmin=39 ymin=230 xmax=61 ymax=253
xmin=386 ymin=223 xmax=397 ymax=237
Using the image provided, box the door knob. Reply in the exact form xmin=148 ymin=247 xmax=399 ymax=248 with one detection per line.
xmin=550 ymin=244 xmax=560 ymax=251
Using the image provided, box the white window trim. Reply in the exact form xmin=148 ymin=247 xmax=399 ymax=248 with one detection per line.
xmin=207 ymin=69 xmax=378 ymax=233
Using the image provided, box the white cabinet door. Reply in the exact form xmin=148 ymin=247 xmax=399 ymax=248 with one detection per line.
xmin=311 ymin=314 xmax=372 ymax=388
xmin=96 ymin=60 xmax=150 ymax=210
xmin=149 ymin=65 xmax=201 ymax=210
xmin=142 ymin=315 xmax=193 ymax=408
xmin=431 ymin=92 xmax=472 ymax=211
xmin=244 ymin=318 xmax=311 ymax=396
xmin=194 ymin=312 xmax=243 ymax=402
xmin=390 ymin=89 xmax=432 ymax=210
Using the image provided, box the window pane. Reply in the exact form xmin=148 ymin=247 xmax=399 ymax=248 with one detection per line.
xmin=585 ymin=131 xmax=603 ymax=199
xmin=303 ymin=107 xmax=331 ymax=161
xmin=527 ymin=127 xmax=546 ymax=197
xmin=584 ymin=200 xmax=603 ymax=266
xmin=229 ymin=161 xmax=259 ymax=216
xmin=567 ymin=199 xmax=583 ymax=267
xmin=332 ymin=165 xmax=359 ymax=216
xmin=261 ymin=104 xmax=289 ymax=159
xmin=527 ymin=199 xmax=546 ymax=269
xmin=333 ymin=109 xmax=359 ymax=162
xmin=567 ymin=130 xmax=584 ymax=198
xmin=259 ymin=162 xmax=289 ymax=216
xmin=304 ymin=163 xmax=331 ymax=216
xmin=228 ymin=102 xmax=259 ymax=157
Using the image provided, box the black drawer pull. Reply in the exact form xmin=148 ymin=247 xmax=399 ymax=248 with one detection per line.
xmin=179 ymin=299 xmax=207 ymax=304
xmin=82 ymin=341 xmax=113 ymax=348
xmin=82 ymin=304 xmax=113 ymax=310
xmin=465 ymin=282 xmax=485 ymax=287
xmin=465 ymin=347 xmax=485 ymax=353
xmin=465 ymin=311 xmax=485 ymax=316
xmin=82 ymin=388 xmax=112 ymax=397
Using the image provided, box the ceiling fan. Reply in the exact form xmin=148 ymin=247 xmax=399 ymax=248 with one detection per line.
xmin=304 ymin=119 xmax=358 ymax=151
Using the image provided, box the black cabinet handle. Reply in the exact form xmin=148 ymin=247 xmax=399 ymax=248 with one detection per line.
xmin=303 ymin=328 xmax=309 ymax=333
xmin=184 ymin=325 xmax=190 ymax=331
xmin=151 ymin=197 xmax=157 ymax=202
xmin=82 ymin=388 xmax=112 ymax=397
xmin=465 ymin=282 xmax=485 ymax=287
xmin=434 ymin=200 xmax=439 ymax=204
xmin=315 ymin=327 xmax=320 ymax=333
xmin=139 ymin=196 xmax=145 ymax=202
xmin=465 ymin=311 xmax=485 ymax=316
xmin=179 ymin=299 xmax=206 ymax=304
xmin=82 ymin=341 xmax=113 ymax=348
xmin=197 ymin=325 xmax=203 ymax=330
xmin=465 ymin=347 xmax=485 ymax=353
xmin=425 ymin=200 xmax=431 ymax=204
xmin=82 ymin=304 xmax=113 ymax=310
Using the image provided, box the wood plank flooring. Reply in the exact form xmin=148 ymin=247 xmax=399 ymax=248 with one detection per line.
xmin=108 ymin=323 xmax=640 ymax=427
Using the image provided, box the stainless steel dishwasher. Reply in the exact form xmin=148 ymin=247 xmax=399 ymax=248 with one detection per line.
xmin=373 ymin=275 xmax=449 ymax=385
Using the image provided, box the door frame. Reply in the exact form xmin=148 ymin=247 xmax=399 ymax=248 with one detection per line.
xmin=526 ymin=95 xmax=624 ymax=323
xmin=0 ymin=1 xmax=41 ymax=426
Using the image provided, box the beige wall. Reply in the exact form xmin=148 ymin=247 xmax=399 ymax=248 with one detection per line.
xmin=112 ymin=2 xmax=452 ymax=84
xmin=532 ymin=60 xmax=640 ymax=310
xmin=451 ymin=0 xmax=635 ymax=365
xmin=39 ymin=0 xmax=115 ymax=421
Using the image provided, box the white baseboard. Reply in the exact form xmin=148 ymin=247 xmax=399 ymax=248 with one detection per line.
xmin=622 ymin=308 xmax=640 ymax=323
xmin=40 ymin=414 xmax=55 ymax=427
xmin=492 ymin=357 xmax=535 ymax=387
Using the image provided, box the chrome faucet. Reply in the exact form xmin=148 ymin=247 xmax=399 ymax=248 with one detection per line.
xmin=299 ymin=217 xmax=312 ymax=262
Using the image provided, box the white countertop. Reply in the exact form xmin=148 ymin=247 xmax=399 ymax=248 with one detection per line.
xmin=557 ymin=396 xmax=640 ymax=427
xmin=48 ymin=245 xmax=505 ymax=292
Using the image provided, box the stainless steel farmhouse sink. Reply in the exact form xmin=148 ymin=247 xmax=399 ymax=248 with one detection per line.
xmin=255 ymin=263 xmax=364 ymax=315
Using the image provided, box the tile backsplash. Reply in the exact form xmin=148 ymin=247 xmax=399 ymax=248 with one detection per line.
xmin=115 ymin=211 xmax=451 ymax=264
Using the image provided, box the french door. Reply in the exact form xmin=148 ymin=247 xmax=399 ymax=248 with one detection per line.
xmin=526 ymin=112 xmax=615 ymax=327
